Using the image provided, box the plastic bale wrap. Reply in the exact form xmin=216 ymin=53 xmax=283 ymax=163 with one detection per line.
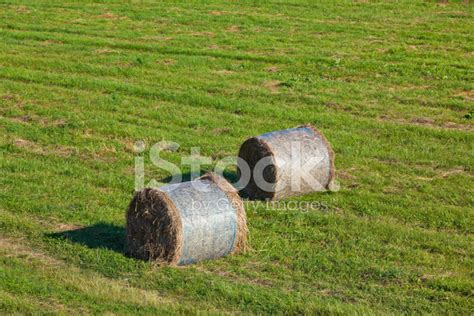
xmin=238 ymin=125 xmax=335 ymax=200
xmin=126 ymin=173 xmax=247 ymax=265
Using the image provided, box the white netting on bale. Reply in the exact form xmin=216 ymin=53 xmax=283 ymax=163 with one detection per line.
xmin=238 ymin=125 xmax=335 ymax=200
xmin=126 ymin=173 xmax=247 ymax=265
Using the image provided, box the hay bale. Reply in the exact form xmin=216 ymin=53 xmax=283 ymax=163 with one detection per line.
xmin=238 ymin=124 xmax=335 ymax=200
xmin=126 ymin=173 xmax=247 ymax=265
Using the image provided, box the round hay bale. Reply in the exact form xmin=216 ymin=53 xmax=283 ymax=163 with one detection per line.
xmin=126 ymin=172 xmax=247 ymax=265
xmin=238 ymin=124 xmax=335 ymax=200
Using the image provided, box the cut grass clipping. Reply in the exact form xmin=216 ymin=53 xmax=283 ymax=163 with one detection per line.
xmin=238 ymin=125 xmax=335 ymax=200
xmin=126 ymin=173 xmax=247 ymax=265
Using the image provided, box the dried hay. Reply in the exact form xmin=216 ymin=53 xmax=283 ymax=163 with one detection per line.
xmin=126 ymin=173 xmax=247 ymax=265
xmin=238 ymin=124 xmax=335 ymax=200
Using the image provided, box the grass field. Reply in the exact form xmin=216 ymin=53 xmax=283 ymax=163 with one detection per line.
xmin=1 ymin=0 xmax=473 ymax=314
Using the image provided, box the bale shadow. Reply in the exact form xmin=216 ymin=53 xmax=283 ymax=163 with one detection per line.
xmin=47 ymin=172 xmax=243 ymax=253
xmin=158 ymin=170 xmax=250 ymax=199
xmin=158 ymin=169 xmax=239 ymax=185
xmin=47 ymin=223 xmax=126 ymax=254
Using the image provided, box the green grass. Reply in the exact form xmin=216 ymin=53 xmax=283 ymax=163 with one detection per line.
xmin=1 ymin=0 xmax=473 ymax=314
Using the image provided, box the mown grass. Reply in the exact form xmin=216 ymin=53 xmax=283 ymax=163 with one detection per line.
xmin=1 ymin=0 xmax=473 ymax=314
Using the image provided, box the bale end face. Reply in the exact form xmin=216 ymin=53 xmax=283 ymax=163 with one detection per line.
xmin=126 ymin=188 xmax=182 ymax=265
xmin=237 ymin=137 xmax=277 ymax=200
